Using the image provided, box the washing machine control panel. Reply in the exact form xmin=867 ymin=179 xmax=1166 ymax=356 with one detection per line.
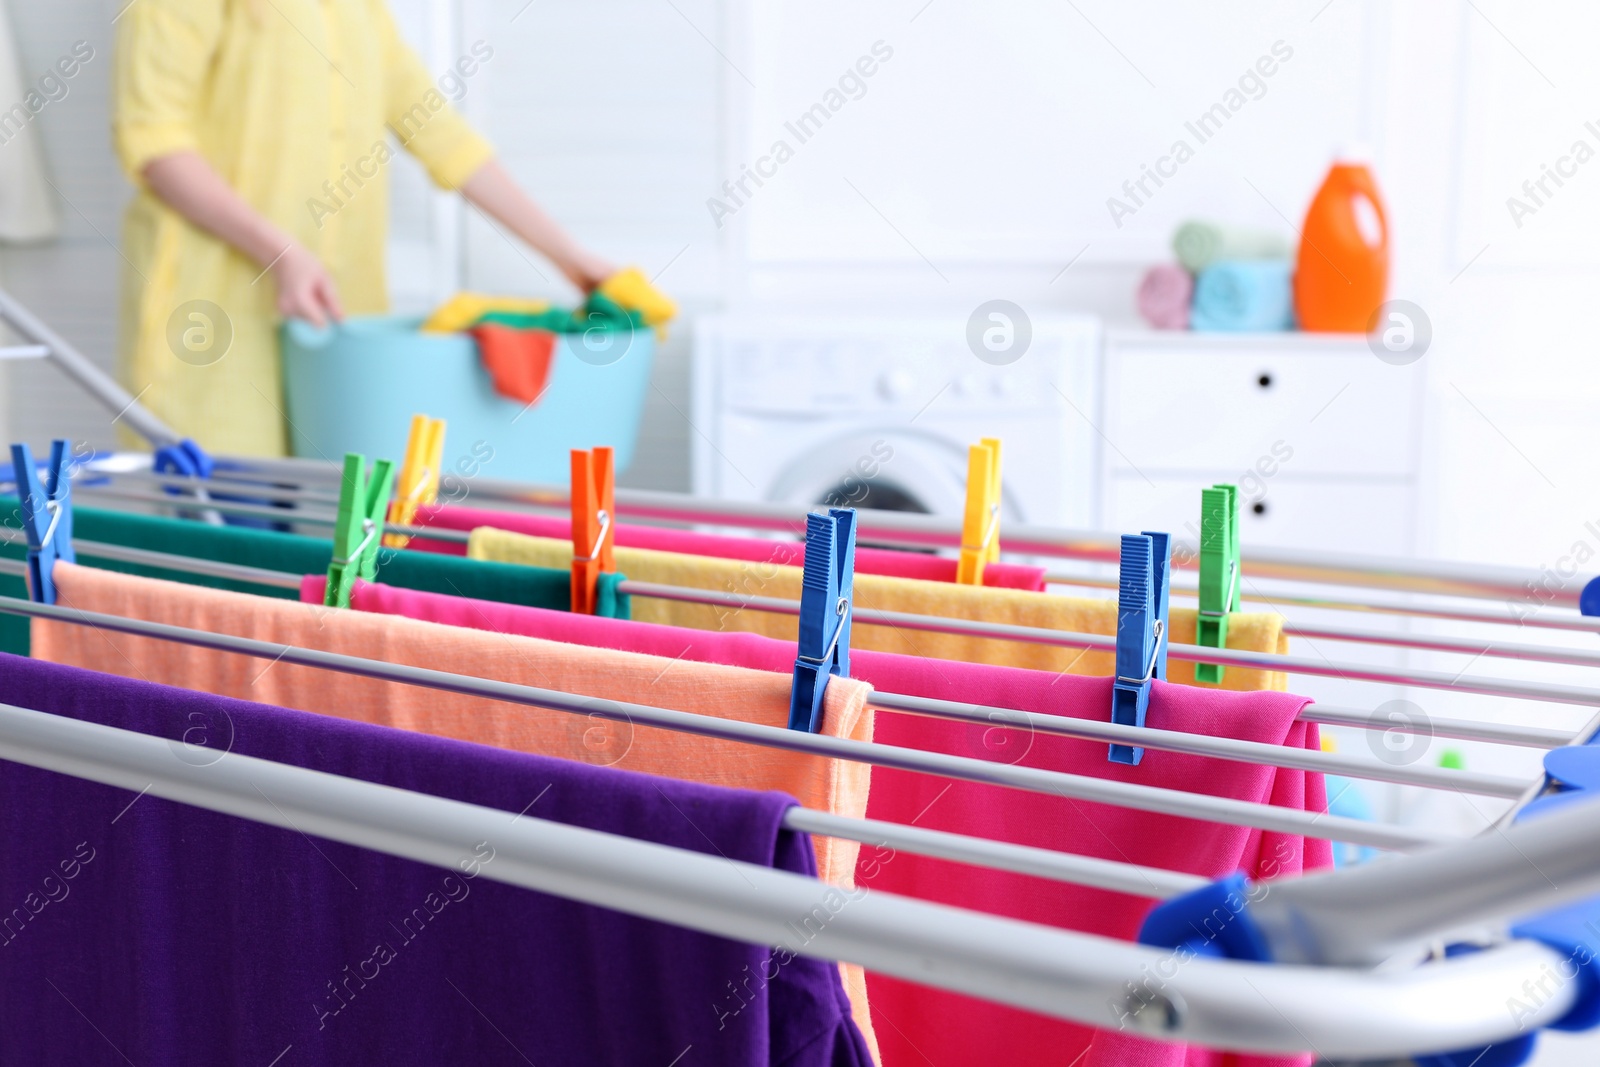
xmin=718 ymin=326 xmax=1084 ymax=416
xmin=692 ymin=314 xmax=1104 ymax=529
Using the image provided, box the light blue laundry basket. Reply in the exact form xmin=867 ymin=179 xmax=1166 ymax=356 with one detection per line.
xmin=281 ymin=315 xmax=654 ymax=483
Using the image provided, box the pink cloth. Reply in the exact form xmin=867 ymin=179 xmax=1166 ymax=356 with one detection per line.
xmin=408 ymin=504 xmax=1049 ymax=591
xmin=303 ymin=576 xmax=1328 ymax=1067
xmin=1138 ymin=262 xmax=1195 ymax=330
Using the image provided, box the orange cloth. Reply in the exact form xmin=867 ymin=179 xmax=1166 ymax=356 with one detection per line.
xmin=469 ymin=323 xmax=558 ymax=404
xmin=32 ymin=562 xmax=881 ymax=1059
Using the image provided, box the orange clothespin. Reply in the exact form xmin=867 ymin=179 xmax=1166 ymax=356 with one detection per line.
xmin=383 ymin=414 xmax=446 ymax=549
xmin=956 ymin=437 xmax=1002 ymax=585
xmin=570 ymin=446 xmax=616 ymax=614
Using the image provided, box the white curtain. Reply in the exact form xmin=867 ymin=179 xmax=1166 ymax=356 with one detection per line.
xmin=0 ymin=0 xmax=58 ymax=243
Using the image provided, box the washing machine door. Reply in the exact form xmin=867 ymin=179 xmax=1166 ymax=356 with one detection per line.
xmin=764 ymin=430 xmax=976 ymax=516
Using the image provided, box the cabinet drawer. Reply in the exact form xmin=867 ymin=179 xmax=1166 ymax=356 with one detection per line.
xmin=1104 ymin=340 xmax=1422 ymax=477
xmin=1105 ymin=475 xmax=1414 ymax=556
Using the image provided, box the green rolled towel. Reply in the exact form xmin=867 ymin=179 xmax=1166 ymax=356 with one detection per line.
xmin=1172 ymin=220 xmax=1291 ymax=274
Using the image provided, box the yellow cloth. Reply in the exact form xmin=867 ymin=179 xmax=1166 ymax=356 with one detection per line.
xmin=420 ymin=292 xmax=554 ymax=334
xmin=599 ymin=266 xmax=678 ymax=337
xmin=470 ymin=528 xmax=1292 ymax=691
xmin=114 ymin=0 xmax=495 ymax=456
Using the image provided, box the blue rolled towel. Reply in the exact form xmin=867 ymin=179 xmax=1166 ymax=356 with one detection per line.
xmin=1190 ymin=259 xmax=1295 ymax=332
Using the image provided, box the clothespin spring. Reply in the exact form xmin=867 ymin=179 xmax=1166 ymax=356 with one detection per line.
xmin=574 ymin=509 xmax=612 ymax=564
xmin=960 ymin=503 xmax=1001 ymax=557
xmin=1114 ymin=619 xmax=1165 ymax=687
xmin=795 ymin=597 xmax=850 ymax=666
xmin=40 ymin=500 xmax=64 ymax=552
xmin=331 ymin=519 xmax=379 ymax=570
xmin=1196 ymin=561 xmax=1238 ymax=621
xmin=402 ymin=468 xmax=433 ymax=506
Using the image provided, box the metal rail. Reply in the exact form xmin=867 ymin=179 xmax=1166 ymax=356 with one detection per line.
xmin=77 ymin=454 xmax=1591 ymax=608
xmin=0 ymin=593 xmax=1438 ymax=851
xmin=870 ymin=692 xmax=1529 ymax=799
xmin=0 ymin=700 xmax=1573 ymax=1057
xmin=0 ymin=539 xmax=1535 ymax=797
xmin=621 ymin=581 xmax=1600 ymax=709
xmin=1047 ymin=569 xmax=1600 ymax=634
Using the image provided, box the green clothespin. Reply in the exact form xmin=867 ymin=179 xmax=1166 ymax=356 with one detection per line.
xmin=325 ymin=452 xmax=396 ymax=609
xmin=1195 ymin=483 xmax=1240 ymax=683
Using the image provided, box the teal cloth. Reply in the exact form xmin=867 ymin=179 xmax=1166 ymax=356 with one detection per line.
xmin=0 ymin=502 xmax=629 ymax=655
xmin=1189 ymin=260 xmax=1295 ymax=333
xmin=477 ymin=289 xmax=644 ymax=334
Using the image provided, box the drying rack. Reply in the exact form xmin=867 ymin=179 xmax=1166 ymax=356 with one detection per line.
xmin=6 ymin=286 xmax=1600 ymax=1060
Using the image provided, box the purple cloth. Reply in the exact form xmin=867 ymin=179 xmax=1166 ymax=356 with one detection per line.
xmin=0 ymin=653 xmax=870 ymax=1067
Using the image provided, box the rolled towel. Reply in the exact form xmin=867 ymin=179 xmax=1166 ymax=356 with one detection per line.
xmin=1136 ymin=263 xmax=1193 ymax=329
xmin=1190 ymin=260 xmax=1295 ymax=332
xmin=1172 ymin=220 xmax=1290 ymax=274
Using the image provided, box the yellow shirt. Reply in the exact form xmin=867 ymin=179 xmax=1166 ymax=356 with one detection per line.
xmin=113 ymin=0 xmax=494 ymax=456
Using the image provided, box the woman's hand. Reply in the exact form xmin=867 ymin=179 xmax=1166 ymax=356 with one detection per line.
xmin=557 ymin=248 xmax=616 ymax=294
xmin=143 ymin=153 xmax=347 ymax=327
xmin=269 ymin=243 xmax=345 ymax=328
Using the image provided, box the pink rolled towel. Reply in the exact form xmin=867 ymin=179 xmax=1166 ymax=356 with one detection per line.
xmin=1137 ymin=262 xmax=1194 ymax=329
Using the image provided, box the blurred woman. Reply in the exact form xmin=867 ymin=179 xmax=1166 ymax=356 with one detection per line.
xmin=113 ymin=0 xmax=610 ymax=455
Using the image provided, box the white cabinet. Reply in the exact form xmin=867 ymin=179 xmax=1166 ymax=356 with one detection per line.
xmin=1102 ymin=330 xmax=1425 ymax=557
xmin=1101 ymin=329 xmax=1426 ymax=713
xmin=1106 ymin=477 xmax=1415 ymax=555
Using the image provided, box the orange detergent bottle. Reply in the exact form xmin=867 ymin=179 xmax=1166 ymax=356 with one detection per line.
xmin=1293 ymin=156 xmax=1389 ymax=332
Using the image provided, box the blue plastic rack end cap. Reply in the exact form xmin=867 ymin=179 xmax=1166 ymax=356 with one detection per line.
xmin=1136 ymin=871 xmax=1272 ymax=963
xmin=1581 ymin=574 xmax=1600 ymax=617
xmin=153 ymin=438 xmax=215 ymax=479
xmin=1109 ymin=530 xmax=1171 ymax=765
xmin=788 ymin=508 xmax=857 ymax=733
xmin=10 ymin=440 xmax=76 ymax=605
xmin=1416 ymin=746 xmax=1600 ymax=1067
xmin=1413 ymin=896 xmax=1600 ymax=1067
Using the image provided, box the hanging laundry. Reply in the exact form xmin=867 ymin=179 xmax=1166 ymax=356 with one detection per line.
xmin=408 ymin=503 xmax=1050 ymax=590
xmin=0 ymin=653 xmax=871 ymax=1066
xmin=31 ymin=563 xmax=880 ymax=1056
xmin=303 ymin=577 xmax=1329 ymax=1067
xmin=467 ymin=528 xmax=1291 ymax=690
xmin=0 ymin=501 xmax=630 ymax=654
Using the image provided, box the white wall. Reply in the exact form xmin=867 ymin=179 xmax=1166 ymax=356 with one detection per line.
xmin=4 ymin=0 xmax=1597 ymax=571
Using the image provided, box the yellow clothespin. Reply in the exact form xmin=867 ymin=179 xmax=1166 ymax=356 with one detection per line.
xmin=956 ymin=437 xmax=1002 ymax=585
xmin=383 ymin=413 xmax=446 ymax=549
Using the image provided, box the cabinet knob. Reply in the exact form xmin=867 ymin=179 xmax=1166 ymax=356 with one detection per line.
xmin=1252 ymin=501 xmax=1268 ymax=516
xmin=1257 ymin=372 xmax=1273 ymax=389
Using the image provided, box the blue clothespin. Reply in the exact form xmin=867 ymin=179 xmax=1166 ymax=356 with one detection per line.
xmin=1109 ymin=530 xmax=1171 ymax=765
xmin=153 ymin=438 xmax=214 ymax=479
xmin=788 ymin=507 xmax=857 ymax=732
xmin=10 ymin=440 xmax=76 ymax=605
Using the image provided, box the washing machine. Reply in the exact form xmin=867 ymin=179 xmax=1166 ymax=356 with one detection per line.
xmin=690 ymin=314 xmax=1103 ymax=527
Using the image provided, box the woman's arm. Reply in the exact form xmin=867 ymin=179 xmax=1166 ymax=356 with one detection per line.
xmin=459 ymin=160 xmax=614 ymax=293
xmin=143 ymin=151 xmax=345 ymax=327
